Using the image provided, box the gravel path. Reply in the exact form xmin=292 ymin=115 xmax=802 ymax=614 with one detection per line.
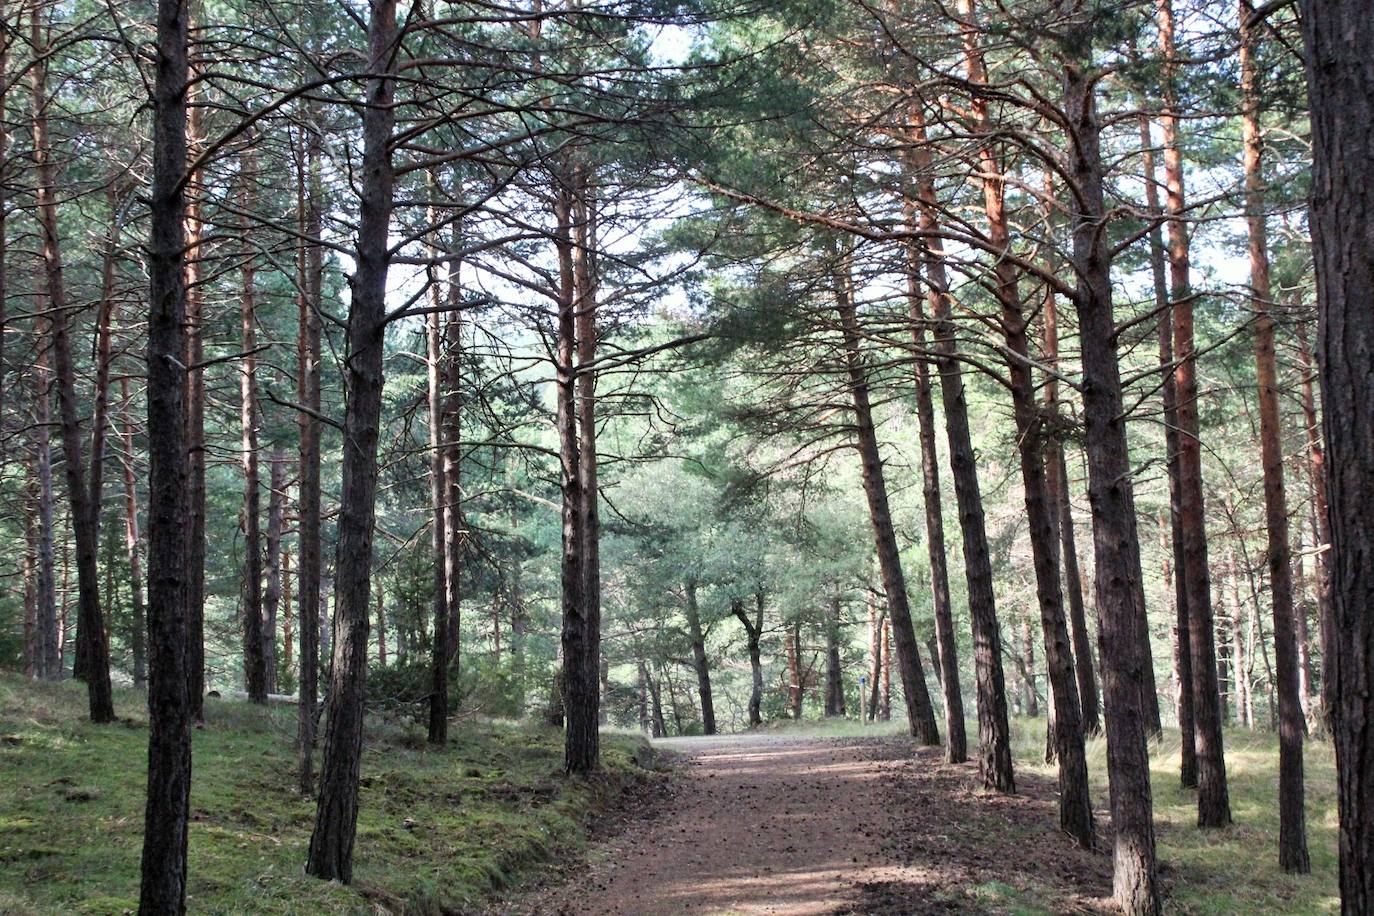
xmin=490 ymin=732 xmax=1117 ymax=916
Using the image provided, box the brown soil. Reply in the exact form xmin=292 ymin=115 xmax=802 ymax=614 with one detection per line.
xmin=488 ymin=732 xmax=1118 ymax=915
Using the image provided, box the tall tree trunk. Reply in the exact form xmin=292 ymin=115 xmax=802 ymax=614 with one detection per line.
xmin=1141 ymin=114 xmax=1195 ymax=781
xmin=1041 ymin=223 xmax=1100 ymax=738
xmin=375 ymin=580 xmax=387 ymax=666
xmin=902 ymin=206 xmax=967 ymax=760
xmin=1297 ymin=0 xmax=1372 ymax=904
xmin=426 ymin=192 xmax=449 ymax=745
xmin=296 ymin=118 xmax=323 ymax=797
xmin=1293 ymin=321 xmax=1332 ymax=728
xmin=825 ymin=591 xmax=845 ymax=717
xmin=441 ymin=227 xmax=462 ymax=667
xmin=910 ymin=110 xmax=1013 ymax=785
xmin=120 ymin=378 xmax=147 ymax=689
xmin=138 ymin=0 xmax=194 ymax=905
xmin=553 ymin=177 xmax=597 ymax=772
xmin=1239 ymin=0 xmax=1308 ymax=871
xmin=834 ymin=260 xmax=940 ymax=745
xmin=238 ymin=172 xmax=268 ymax=705
xmin=1158 ymin=0 xmax=1231 ymax=826
xmin=786 ymin=620 xmax=802 ymax=719
xmin=974 ymin=145 xmax=1092 ymax=838
xmin=264 ymin=451 xmax=285 ymax=693
xmin=1062 ymin=39 xmax=1161 ymax=915
xmin=31 ymin=345 xmax=59 ymax=680
xmin=282 ymin=550 xmax=293 ymax=677
xmin=684 ymin=579 xmax=715 ymax=735
xmin=305 ymin=0 xmax=397 ymax=882
xmin=184 ymin=63 xmax=206 ymax=724
xmin=30 ymin=7 xmax=112 ymax=722
xmin=732 ymin=595 xmax=764 ymax=727
xmin=572 ymin=168 xmax=601 ymax=768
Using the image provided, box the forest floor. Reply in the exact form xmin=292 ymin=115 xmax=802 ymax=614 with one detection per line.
xmin=0 ymin=676 xmax=663 ymax=915
xmin=493 ymin=723 xmax=1341 ymax=916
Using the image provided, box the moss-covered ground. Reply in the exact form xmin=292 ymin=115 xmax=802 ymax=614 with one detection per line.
xmin=0 ymin=676 xmax=658 ymax=915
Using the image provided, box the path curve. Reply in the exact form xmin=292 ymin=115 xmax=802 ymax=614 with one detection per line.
xmin=492 ymin=732 xmax=1115 ymax=915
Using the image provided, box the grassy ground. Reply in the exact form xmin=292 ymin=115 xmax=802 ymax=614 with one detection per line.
xmin=1011 ymin=717 xmax=1340 ymax=915
xmin=0 ymin=676 xmax=659 ymax=915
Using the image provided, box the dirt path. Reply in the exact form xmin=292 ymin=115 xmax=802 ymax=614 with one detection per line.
xmin=491 ymin=733 xmax=1117 ymax=916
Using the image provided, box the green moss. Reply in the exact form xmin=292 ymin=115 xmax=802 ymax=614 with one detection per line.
xmin=0 ymin=675 xmax=659 ymax=914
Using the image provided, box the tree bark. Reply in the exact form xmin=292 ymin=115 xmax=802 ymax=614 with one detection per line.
xmin=553 ymin=176 xmax=597 ymax=772
xmin=1298 ymin=0 xmax=1373 ymax=905
xmin=30 ymin=337 xmax=60 ymax=680
xmin=138 ymin=0 xmax=194 ymax=906
xmin=909 ymin=113 xmax=1012 ymax=784
xmin=264 ymin=451 xmax=285 ymax=693
xmin=1294 ymin=321 xmax=1332 ymax=728
xmin=684 ymin=579 xmax=716 ymax=735
xmin=825 ymin=591 xmax=846 ymax=717
xmin=30 ymin=7 xmax=112 ymax=722
xmin=184 ymin=63 xmax=207 ymax=724
xmin=1240 ymin=0 xmax=1308 ymax=871
xmin=732 ymin=595 xmax=765 ymax=727
xmin=1063 ymin=40 xmax=1161 ymax=915
xmin=120 ymin=378 xmax=147 ymax=688
xmin=426 ymin=190 xmax=450 ymax=745
xmin=305 ymin=0 xmax=397 ymax=882
xmin=1040 ymin=218 xmax=1100 ymax=738
xmin=1158 ymin=0 xmax=1231 ymax=826
xmin=834 ymin=260 xmax=940 ymax=745
xmin=902 ymin=211 xmax=967 ymax=761
xmin=1141 ymin=113 xmax=1195 ymax=780
xmin=295 ymin=117 xmax=324 ymax=797
xmin=572 ymin=168 xmax=601 ymax=768
xmin=239 ymin=183 xmax=268 ymax=704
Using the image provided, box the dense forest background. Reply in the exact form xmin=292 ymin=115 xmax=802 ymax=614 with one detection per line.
xmin=0 ymin=0 xmax=1370 ymax=912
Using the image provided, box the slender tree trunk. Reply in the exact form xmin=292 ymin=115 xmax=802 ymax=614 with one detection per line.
xmin=1141 ymin=114 xmax=1196 ymax=780
xmin=902 ymin=207 xmax=967 ymax=760
xmin=910 ymin=112 xmax=1012 ymax=784
xmin=881 ymin=620 xmax=892 ymax=721
xmin=238 ymin=171 xmax=268 ymax=705
xmin=979 ymin=160 xmax=1092 ymax=839
xmin=553 ymin=178 xmax=597 ymax=772
xmin=1063 ymin=42 xmax=1161 ymax=915
xmin=262 ymin=452 xmax=285 ymax=694
xmin=572 ymin=169 xmax=601 ymax=768
xmin=30 ymin=8 xmax=112 ymax=722
xmin=825 ymin=592 xmax=845 ymax=717
xmin=732 ymin=596 xmax=764 ymax=727
xmin=834 ymin=260 xmax=939 ymax=745
xmin=305 ymin=0 xmax=397 ymax=882
xmin=31 ymin=338 xmax=60 ymax=679
xmin=426 ymin=194 xmax=449 ymax=744
xmin=375 ymin=580 xmax=387 ymax=666
xmin=184 ymin=70 xmax=206 ymax=724
xmin=1158 ymin=0 xmax=1231 ymax=826
xmin=295 ymin=119 xmax=323 ymax=797
xmin=1238 ymin=0 xmax=1308 ymax=870
xmin=441 ymin=231 xmax=462 ymax=667
xmin=684 ymin=579 xmax=715 ymax=735
xmin=1293 ymin=321 xmax=1332 ymax=728
xmin=120 ymin=378 xmax=147 ymax=688
xmin=1042 ymin=276 xmax=1100 ymax=739
xmin=282 ymin=550 xmax=293 ymax=678
xmin=786 ymin=620 xmax=802 ymax=719
xmin=1298 ymin=1 xmax=1373 ymax=903
xmin=138 ymin=0 xmax=194 ymax=905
